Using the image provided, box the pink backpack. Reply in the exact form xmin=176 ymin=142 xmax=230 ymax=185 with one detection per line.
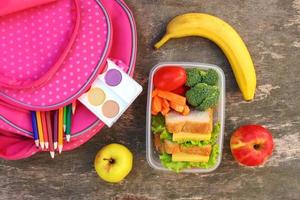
xmin=0 ymin=0 xmax=137 ymax=160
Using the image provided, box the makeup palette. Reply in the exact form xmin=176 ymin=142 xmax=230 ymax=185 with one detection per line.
xmin=79 ymin=60 xmax=142 ymax=127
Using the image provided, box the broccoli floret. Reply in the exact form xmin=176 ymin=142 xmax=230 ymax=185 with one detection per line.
xmin=202 ymin=69 xmax=218 ymax=86
xmin=185 ymin=83 xmax=210 ymax=106
xmin=186 ymin=83 xmax=220 ymax=111
xmin=185 ymin=68 xmax=203 ymax=87
xmin=186 ymin=68 xmax=218 ymax=87
xmin=196 ymin=86 xmax=219 ymax=111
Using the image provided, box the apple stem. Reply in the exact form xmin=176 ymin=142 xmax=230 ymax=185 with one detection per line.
xmin=103 ymin=158 xmax=115 ymax=164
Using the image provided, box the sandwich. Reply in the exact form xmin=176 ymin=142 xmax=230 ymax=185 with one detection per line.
xmin=166 ymin=109 xmax=213 ymax=142
xmin=152 ymin=109 xmax=220 ymax=172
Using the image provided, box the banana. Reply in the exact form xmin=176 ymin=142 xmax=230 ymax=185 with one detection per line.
xmin=155 ymin=13 xmax=256 ymax=101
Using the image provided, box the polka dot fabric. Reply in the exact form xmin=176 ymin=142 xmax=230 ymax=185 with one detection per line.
xmin=0 ymin=0 xmax=137 ymax=160
xmin=0 ymin=0 xmax=111 ymax=110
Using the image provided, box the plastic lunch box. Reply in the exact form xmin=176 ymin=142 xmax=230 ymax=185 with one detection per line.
xmin=146 ymin=62 xmax=226 ymax=173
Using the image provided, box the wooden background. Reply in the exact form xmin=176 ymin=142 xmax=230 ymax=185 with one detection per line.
xmin=1 ymin=0 xmax=300 ymax=199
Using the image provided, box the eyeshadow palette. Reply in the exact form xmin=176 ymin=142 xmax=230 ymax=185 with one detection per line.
xmin=79 ymin=60 xmax=143 ymax=127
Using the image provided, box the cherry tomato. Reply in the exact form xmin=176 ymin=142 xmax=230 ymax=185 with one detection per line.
xmin=153 ymin=66 xmax=187 ymax=91
xmin=172 ymin=86 xmax=189 ymax=96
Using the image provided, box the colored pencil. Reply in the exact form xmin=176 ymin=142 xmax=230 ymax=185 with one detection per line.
xmin=53 ymin=110 xmax=58 ymax=150
xmin=66 ymin=104 xmax=72 ymax=142
xmin=63 ymin=106 xmax=67 ymax=133
xmin=35 ymin=111 xmax=45 ymax=150
xmin=58 ymin=107 xmax=64 ymax=154
xmin=30 ymin=111 xmax=39 ymax=148
xmin=72 ymin=101 xmax=77 ymax=115
xmin=41 ymin=112 xmax=49 ymax=149
xmin=46 ymin=111 xmax=55 ymax=159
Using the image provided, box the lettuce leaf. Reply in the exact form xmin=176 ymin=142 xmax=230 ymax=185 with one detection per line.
xmin=160 ymin=130 xmax=172 ymax=140
xmin=159 ymin=153 xmax=189 ymax=172
xmin=151 ymin=114 xmax=166 ymax=134
xmin=160 ymin=144 xmax=220 ymax=172
xmin=151 ymin=114 xmax=172 ymax=140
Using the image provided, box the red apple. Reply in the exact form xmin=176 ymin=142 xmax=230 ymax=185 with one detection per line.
xmin=230 ymin=125 xmax=274 ymax=167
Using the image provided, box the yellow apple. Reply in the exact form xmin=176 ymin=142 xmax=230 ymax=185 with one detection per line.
xmin=94 ymin=143 xmax=133 ymax=183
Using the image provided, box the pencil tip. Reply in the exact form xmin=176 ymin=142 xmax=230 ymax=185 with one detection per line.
xmin=66 ymin=135 xmax=71 ymax=142
xmin=72 ymin=102 xmax=76 ymax=112
xmin=45 ymin=142 xmax=49 ymax=149
xmin=54 ymin=142 xmax=58 ymax=150
xmin=40 ymin=142 xmax=45 ymax=150
xmin=63 ymin=125 xmax=66 ymax=132
xmin=50 ymin=151 xmax=55 ymax=159
xmin=35 ymin=140 xmax=39 ymax=147
xmin=58 ymin=145 xmax=63 ymax=154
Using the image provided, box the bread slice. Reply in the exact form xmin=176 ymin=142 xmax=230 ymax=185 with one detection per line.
xmin=165 ymin=109 xmax=213 ymax=134
xmin=155 ymin=139 xmax=212 ymax=155
xmin=154 ymin=134 xmax=163 ymax=152
xmin=163 ymin=140 xmax=181 ymax=154
xmin=180 ymin=145 xmax=211 ymax=156
xmin=172 ymin=152 xmax=210 ymax=162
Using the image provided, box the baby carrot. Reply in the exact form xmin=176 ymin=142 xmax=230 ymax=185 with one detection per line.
xmin=156 ymin=90 xmax=186 ymax=106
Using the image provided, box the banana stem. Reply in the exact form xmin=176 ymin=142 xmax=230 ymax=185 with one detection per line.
xmin=154 ymin=34 xmax=170 ymax=49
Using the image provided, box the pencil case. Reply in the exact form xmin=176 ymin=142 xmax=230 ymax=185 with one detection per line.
xmin=0 ymin=0 xmax=138 ymax=160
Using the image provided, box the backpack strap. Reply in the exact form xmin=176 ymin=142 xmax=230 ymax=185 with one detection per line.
xmin=0 ymin=0 xmax=80 ymax=90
